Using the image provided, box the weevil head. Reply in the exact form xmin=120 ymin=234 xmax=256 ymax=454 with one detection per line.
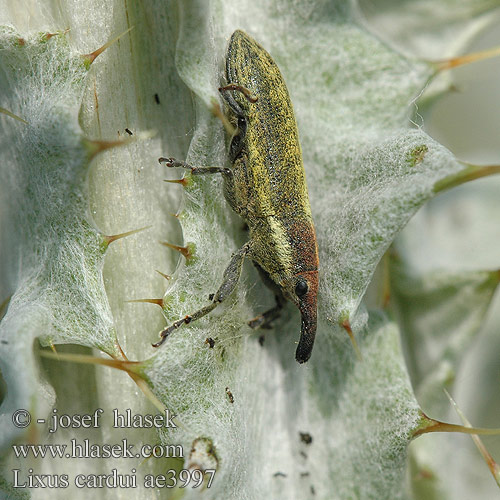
xmin=225 ymin=30 xmax=260 ymax=114
xmin=225 ymin=30 xmax=287 ymax=117
xmin=280 ymin=270 xmax=318 ymax=364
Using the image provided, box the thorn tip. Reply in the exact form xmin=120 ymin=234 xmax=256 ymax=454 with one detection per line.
xmin=210 ymin=98 xmax=236 ymax=136
xmin=341 ymin=318 xmax=363 ymax=361
xmin=103 ymin=225 xmax=151 ymax=247
xmin=82 ymin=26 xmax=134 ymax=66
xmin=127 ymin=298 xmax=164 ymax=308
xmin=432 ymin=45 xmax=500 ymax=72
xmin=163 ymin=178 xmax=189 ymax=187
xmin=160 ymin=241 xmax=193 ymax=260
xmin=0 ymin=107 xmax=28 ymax=124
xmin=155 ymin=270 xmax=171 ymax=281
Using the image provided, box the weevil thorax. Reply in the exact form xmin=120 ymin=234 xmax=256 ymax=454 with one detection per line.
xmin=223 ymin=30 xmax=319 ymax=363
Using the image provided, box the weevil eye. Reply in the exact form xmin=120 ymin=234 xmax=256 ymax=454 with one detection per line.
xmin=295 ymin=279 xmax=308 ymax=297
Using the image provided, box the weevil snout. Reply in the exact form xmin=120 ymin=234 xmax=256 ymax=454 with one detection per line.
xmin=293 ymin=271 xmax=318 ymax=363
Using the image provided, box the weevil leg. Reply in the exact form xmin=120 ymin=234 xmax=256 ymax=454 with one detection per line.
xmin=218 ymin=84 xmax=257 ymax=118
xmin=219 ymin=84 xmax=258 ymax=103
xmin=152 ymin=242 xmax=251 ymax=348
xmin=248 ymin=294 xmax=284 ymax=330
xmin=159 ymin=157 xmax=231 ymax=176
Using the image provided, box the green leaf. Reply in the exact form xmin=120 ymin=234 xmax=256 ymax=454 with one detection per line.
xmin=391 ymin=177 xmax=500 ymax=499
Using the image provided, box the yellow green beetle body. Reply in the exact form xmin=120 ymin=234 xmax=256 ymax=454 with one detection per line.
xmin=156 ymin=30 xmax=319 ymax=363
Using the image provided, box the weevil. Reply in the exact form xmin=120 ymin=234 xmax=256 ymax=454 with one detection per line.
xmin=155 ymin=30 xmax=319 ymax=363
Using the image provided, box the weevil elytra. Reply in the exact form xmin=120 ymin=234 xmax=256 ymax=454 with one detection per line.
xmin=155 ymin=30 xmax=319 ymax=363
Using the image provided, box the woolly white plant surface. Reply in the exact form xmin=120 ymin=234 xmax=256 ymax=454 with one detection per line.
xmin=0 ymin=0 xmax=499 ymax=499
